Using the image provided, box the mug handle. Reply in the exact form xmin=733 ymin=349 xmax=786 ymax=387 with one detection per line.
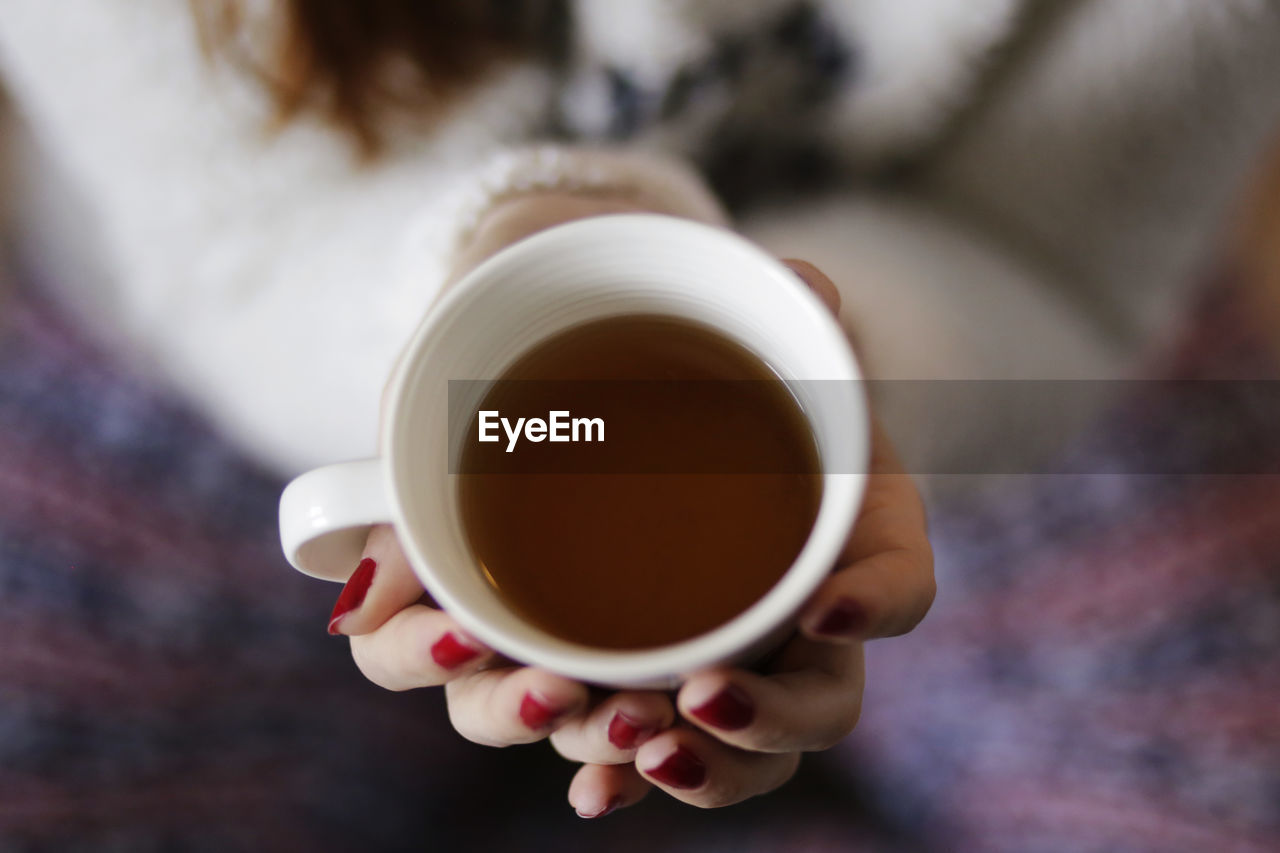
xmin=279 ymin=459 xmax=392 ymax=582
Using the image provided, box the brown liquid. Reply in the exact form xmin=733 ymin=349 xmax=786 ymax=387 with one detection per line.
xmin=457 ymin=315 xmax=821 ymax=650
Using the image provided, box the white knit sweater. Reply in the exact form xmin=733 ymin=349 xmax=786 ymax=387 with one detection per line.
xmin=2 ymin=0 xmax=1278 ymax=474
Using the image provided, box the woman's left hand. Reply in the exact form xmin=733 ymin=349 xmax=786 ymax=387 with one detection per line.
xmin=549 ymin=261 xmax=935 ymax=816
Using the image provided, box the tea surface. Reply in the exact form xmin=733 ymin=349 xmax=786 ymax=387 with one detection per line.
xmin=457 ymin=315 xmax=821 ymax=649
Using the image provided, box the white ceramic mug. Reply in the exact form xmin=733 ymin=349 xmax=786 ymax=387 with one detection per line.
xmin=279 ymin=214 xmax=868 ymax=689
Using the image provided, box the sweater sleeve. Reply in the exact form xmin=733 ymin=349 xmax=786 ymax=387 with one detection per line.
xmin=0 ymin=1 xmax=723 ymax=475
xmin=921 ymin=0 xmax=1280 ymax=346
xmin=744 ymin=0 xmax=1280 ymax=379
xmin=741 ymin=0 xmax=1280 ymax=475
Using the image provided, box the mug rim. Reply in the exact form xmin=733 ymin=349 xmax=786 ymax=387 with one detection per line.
xmin=380 ymin=214 xmax=868 ymax=687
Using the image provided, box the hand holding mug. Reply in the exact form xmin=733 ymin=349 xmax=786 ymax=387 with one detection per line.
xmin=280 ymin=199 xmax=935 ymax=814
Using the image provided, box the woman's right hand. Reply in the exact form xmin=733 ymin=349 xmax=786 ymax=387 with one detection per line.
xmin=328 ymin=525 xmax=676 ymax=815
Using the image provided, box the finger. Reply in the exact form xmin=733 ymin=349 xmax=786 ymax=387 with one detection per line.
xmin=801 ymin=547 xmax=935 ymax=642
xmin=783 ymin=258 xmax=841 ymax=315
xmin=550 ymin=691 xmax=676 ymax=764
xmin=348 ymin=604 xmax=493 ymax=691
xmin=567 ymin=763 xmax=652 ymax=819
xmin=444 ymin=666 xmax=590 ymax=747
xmin=635 ymin=728 xmax=801 ymax=808
xmin=676 ymin=641 xmax=865 ymax=753
xmin=328 ymin=524 xmax=430 ymax=636
xmin=849 ymin=417 xmax=931 ymax=559
xmin=802 ymin=419 xmax=935 ymax=642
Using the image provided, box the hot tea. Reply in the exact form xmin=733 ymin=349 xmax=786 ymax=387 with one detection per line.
xmin=457 ymin=315 xmax=822 ymax=650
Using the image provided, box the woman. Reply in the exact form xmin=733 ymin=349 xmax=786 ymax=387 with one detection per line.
xmin=0 ymin=0 xmax=1276 ymax=825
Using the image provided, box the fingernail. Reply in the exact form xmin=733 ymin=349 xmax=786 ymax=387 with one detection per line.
xmin=328 ymin=557 xmax=377 ymax=635
xmin=646 ymin=745 xmax=706 ymax=789
xmin=607 ymin=712 xmax=657 ymax=750
xmin=690 ymin=683 xmax=754 ymax=731
xmin=519 ymin=692 xmax=564 ymax=730
xmin=577 ymin=795 xmax=623 ymax=819
xmin=812 ymin=597 xmax=868 ymax=638
xmin=431 ymin=632 xmax=481 ymax=670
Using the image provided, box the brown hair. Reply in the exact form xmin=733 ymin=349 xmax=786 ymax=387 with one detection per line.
xmin=193 ymin=0 xmax=553 ymax=154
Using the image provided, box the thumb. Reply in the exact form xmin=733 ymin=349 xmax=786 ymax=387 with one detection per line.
xmin=782 ymin=258 xmax=841 ymax=315
xmin=327 ymin=524 xmax=432 ymax=636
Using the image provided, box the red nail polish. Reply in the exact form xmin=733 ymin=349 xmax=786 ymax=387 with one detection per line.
xmin=328 ymin=558 xmax=377 ymax=635
xmin=519 ymin=692 xmax=562 ymax=730
xmin=607 ymin=713 xmax=656 ymax=750
xmin=578 ymin=795 xmax=623 ymax=819
xmin=431 ymin=632 xmax=480 ymax=669
xmin=813 ymin=597 xmax=868 ymax=638
xmin=690 ymin=683 xmax=754 ymax=730
xmin=647 ymin=745 xmax=706 ymax=789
